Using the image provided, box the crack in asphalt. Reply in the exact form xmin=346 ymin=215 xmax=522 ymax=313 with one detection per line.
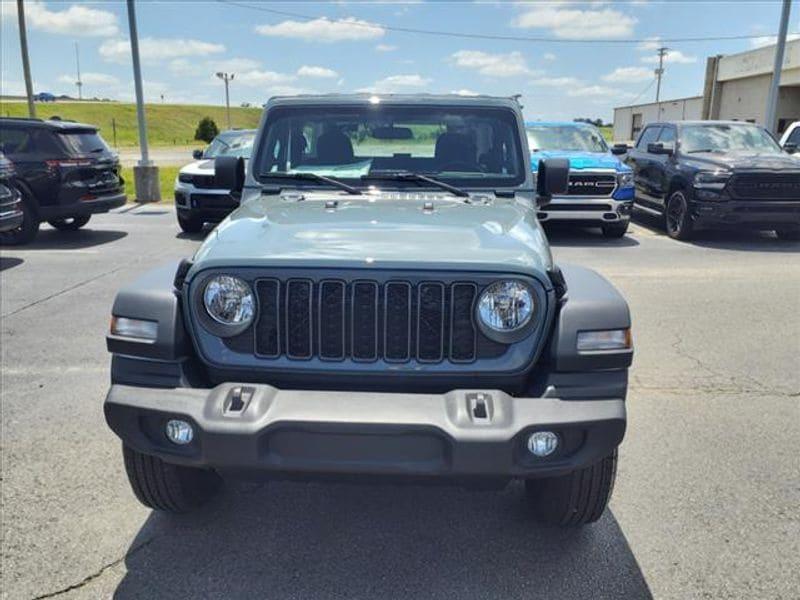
xmin=2 ymin=266 xmax=125 ymax=319
xmin=30 ymin=537 xmax=157 ymax=600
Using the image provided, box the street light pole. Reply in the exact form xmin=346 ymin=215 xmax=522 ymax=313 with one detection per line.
xmin=75 ymin=42 xmax=83 ymax=100
xmin=765 ymin=0 xmax=792 ymax=133
xmin=126 ymin=0 xmax=160 ymax=202
xmin=16 ymin=0 xmax=36 ymax=118
xmin=216 ymin=72 xmax=234 ymax=129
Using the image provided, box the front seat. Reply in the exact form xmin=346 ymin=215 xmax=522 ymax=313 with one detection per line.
xmin=435 ymin=132 xmax=477 ymax=169
xmin=316 ymin=130 xmax=354 ymax=165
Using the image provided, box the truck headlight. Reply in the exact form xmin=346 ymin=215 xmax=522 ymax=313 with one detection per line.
xmin=693 ymin=170 xmax=731 ymax=190
xmin=178 ymin=173 xmax=194 ymax=184
xmin=203 ymin=275 xmax=255 ymax=326
xmin=477 ymin=281 xmax=534 ymax=334
xmin=617 ymin=171 xmax=634 ymax=187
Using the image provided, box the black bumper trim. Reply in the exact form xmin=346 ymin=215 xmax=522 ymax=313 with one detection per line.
xmin=693 ymin=199 xmax=800 ymax=227
xmin=39 ymin=193 xmax=126 ymax=219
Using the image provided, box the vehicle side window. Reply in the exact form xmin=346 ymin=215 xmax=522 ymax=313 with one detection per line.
xmin=0 ymin=127 xmax=34 ymax=156
xmin=636 ymin=126 xmax=661 ymax=150
xmin=657 ymin=126 xmax=676 ymax=150
xmin=787 ymin=127 xmax=800 ymax=146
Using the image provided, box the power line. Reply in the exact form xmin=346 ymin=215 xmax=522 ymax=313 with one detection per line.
xmin=216 ymin=0 xmax=800 ymax=45
xmin=630 ymin=78 xmax=657 ymax=106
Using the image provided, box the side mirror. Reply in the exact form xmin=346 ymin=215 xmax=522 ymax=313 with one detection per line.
xmin=215 ymin=156 xmax=245 ymax=194
xmin=784 ymin=143 xmax=798 ymax=155
xmin=611 ymin=144 xmax=628 ymax=156
xmin=192 ymin=149 xmax=204 ymax=160
xmin=536 ymin=158 xmax=569 ymax=207
xmin=647 ymin=142 xmax=673 ymax=155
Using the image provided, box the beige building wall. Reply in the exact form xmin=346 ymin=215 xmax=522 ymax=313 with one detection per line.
xmin=613 ymin=97 xmax=703 ymax=142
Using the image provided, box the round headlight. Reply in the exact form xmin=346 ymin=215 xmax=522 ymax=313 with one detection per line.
xmin=203 ymin=275 xmax=255 ymax=326
xmin=477 ymin=281 xmax=534 ymax=332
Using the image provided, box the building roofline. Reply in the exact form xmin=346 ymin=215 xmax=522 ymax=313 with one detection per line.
xmin=613 ymin=95 xmax=703 ymax=112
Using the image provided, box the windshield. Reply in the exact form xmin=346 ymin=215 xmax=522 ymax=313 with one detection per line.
xmin=680 ymin=124 xmax=782 ymax=154
xmin=526 ymin=125 xmax=608 ymax=153
xmin=204 ymin=131 xmax=256 ymax=159
xmin=254 ymin=105 xmax=525 ymax=188
xmin=57 ymin=130 xmax=112 ymax=156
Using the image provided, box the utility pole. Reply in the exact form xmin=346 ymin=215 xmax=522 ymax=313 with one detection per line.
xmin=17 ymin=0 xmax=36 ymax=117
xmin=216 ymin=72 xmax=234 ymax=129
xmin=126 ymin=0 xmax=160 ymax=202
xmin=765 ymin=0 xmax=792 ymax=133
xmin=655 ymin=47 xmax=669 ymax=103
xmin=74 ymin=42 xmax=83 ymax=100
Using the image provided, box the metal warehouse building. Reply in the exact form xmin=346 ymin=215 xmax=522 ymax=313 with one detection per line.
xmin=613 ymin=39 xmax=800 ymax=142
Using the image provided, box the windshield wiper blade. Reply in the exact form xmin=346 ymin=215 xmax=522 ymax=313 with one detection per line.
xmin=686 ymin=148 xmax=722 ymax=154
xmin=363 ymin=170 xmax=469 ymax=198
xmin=267 ymin=172 xmax=362 ymax=195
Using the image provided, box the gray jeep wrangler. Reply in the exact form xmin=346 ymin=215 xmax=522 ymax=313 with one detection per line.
xmin=105 ymin=94 xmax=632 ymax=526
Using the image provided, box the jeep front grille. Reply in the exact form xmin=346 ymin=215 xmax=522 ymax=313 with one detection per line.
xmin=566 ymin=173 xmax=616 ymax=197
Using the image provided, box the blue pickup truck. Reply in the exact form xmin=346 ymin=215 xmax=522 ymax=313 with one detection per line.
xmin=527 ymin=122 xmax=634 ymax=238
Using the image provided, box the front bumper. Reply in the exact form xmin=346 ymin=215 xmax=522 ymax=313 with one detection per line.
xmin=538 ymin=196 xmax=633 ymax=224
xmin=105 ymin=383 xmax=625 ymax=480
xmin=174 ymin=181 xmax=237 ymax=222
xmin=692 ymin=199 xmax=800 ymax=228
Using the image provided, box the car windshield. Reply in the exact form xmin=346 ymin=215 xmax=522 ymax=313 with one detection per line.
xmin=205 ymin=131 xmax=256 ymax=159
xmin=680 ymin=124 xmax=782 ymax=154
xmin=254 ymin=104 xmax=525 ymax=189
xmin=57 ymin=130 xmax=112 ymax=156
xmin=526 ymin=125 xmax=608 ymax=153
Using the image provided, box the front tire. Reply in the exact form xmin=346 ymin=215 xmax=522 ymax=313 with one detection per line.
xmin=0 ymin=196 xmax=39 ymax=245
xmin=48 ymin=215 xmax=91 ymax=231
xmin=122 ymin=444 xmax=221 ymax=513
xmin=178 ymin=214 xmax=204 ymax=233
xmin=664 ymin=190 xmax=694 ymax=240
xmin=602 ymin=221 xmax=629 ymax=238
xmin=525 ymin=449 xmax=618 ymax=527
xmin=775 ymin=228 xmax=800 ymax=241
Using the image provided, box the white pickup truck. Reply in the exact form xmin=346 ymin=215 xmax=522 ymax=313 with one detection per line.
xmin=779 ymin=121 xmax=799 ymax=153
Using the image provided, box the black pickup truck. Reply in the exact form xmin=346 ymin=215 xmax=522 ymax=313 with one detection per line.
xmin=625 ymin=121 xmax=800 ymax=241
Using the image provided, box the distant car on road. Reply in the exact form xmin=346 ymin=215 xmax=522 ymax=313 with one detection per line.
xmin=779 ymin=121 xmax=799 ymax=154
xmin=625 ymin=120 xmax=800 ymax=241
xmin=33 ymin=92 xmax=56 ymax=102
xmin=0 ymin=152 xmax=24 ymax=234
xmin=0 ymin=117 xmax=125 ymax=245
xmin=174 ymin=129 xmax=256 ymax=233
xmin=526 ymin=122 xmax=634 ymax=238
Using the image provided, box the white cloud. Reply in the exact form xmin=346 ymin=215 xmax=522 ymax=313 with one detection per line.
xmin=209 ymin=58 xmax=262 ymax=73
xmin=637 ymin=37 xmax=662 ymax=52
xmin=235 ymin=70 xmax=297 ymax=87
xmin=452 ymin=89 xmax=480 ymax=96
xmin=567 ymin=85 xmax=635 ymax=100
xmin=375 ymin=44 xmax=398 ymax=52
xmin=532 ymin=76 xmax=582 ymax=88
xmin=641 ymin=50 xmax=696 ymax=64
xmin=750 ymin=33 xmax=800 ymax=48
xmin=543 ymin=53 xmax=557 ymax=61
xmin=255 ymin=17 xmax=385 ymax=42
xmin=99 ymin=37 xmax=225 ymax=64
xmin=297 ymin=65 xmax=338 ymax=78
xmin=513 ymin=3 xmax=637 ymax=39
xmin=602 ymin=66 xmax=654 ymax=83
xmin=58 ymin=72 xmax=120 ymax=86
xmin=450 ymin=50 xmax=536 ymax=77
xmin=1 ymin=1 xmax=119 ymax=37
xmin=360 ymin=74 xmax=431 ymax=93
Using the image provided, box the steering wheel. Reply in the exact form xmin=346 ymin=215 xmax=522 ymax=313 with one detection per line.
xmin=438 ymin=161 xmax=485 ymax=173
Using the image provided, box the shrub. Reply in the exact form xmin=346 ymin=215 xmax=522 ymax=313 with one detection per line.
xmin=194 ymin=117 xmax=219 ymax=143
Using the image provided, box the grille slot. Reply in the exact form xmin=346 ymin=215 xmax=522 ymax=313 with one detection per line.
xmin=285 ymin=279 xmax=313 ymax=359
xmin=417 ymin=283 xmax=445 ymax=363
xmin=351 ymin=281 xmax=379 ymax=361
xmin=254 ymin=279 xmax=280 ymax=357
xmin=450 ymin=283 xmax=478 ymax=362
xmin=384 ymin=282 xmax=412 ymax=362
xmin=318 ymin=280 xmax=346 ymax=360
xmin=566 ymin=173 xmax=616 ymax=197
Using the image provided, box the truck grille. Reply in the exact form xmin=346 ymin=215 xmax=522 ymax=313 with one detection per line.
xmin=729 ymin=173 xmax=800 ymax=200
xmin=192 ymin=174 xmax=218 ymax=189
xmin=566 ymin=173 xmax=616 ymax=197
xmin=252 ymin=278 xmax=482 ymax=363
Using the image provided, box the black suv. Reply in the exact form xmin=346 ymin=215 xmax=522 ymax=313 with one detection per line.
xmin=0 ymin=152 xmax=24 ymax=234
xmin=625 ymin=120 xmax=800 ymax=241
xmin=0 ymin=117 xmax=126 ymax=244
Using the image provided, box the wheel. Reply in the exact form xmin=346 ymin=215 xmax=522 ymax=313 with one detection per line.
xmin=775 ymin=228 xmax=800 ymax=241
xmin=178 ymin=214 xmax=204 ymax=233
xmin=122 ymin=444 xmax=221 ymax=513
xmin=664 ymin=190 xmax=694 ymax=240
xmin=0 ymin=195 xmax=39 ymax=245
xmin=47 ymin=215 xmax=91 ymax=231
xmin=525 ymin=449 xmax=617 ymax=527
xmin=601 ymin=221 xmax=629 ymax=238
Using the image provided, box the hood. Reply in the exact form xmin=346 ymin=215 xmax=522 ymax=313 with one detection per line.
xmin=192 ymin=191 xmax=553 ymax=276
xmin=530 ymin=150 xmax=626 ymax=172
xmin=180 ymin=159 xmax=216 ymax=175
xmin=682 ymin=151 xmax=800 ymax=171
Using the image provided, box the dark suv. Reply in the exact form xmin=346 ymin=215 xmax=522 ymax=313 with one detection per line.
xmin=0 ymin=117 xmax=126 ymax=245
xmin=0 ymin=153 xmax=24 ymax=234
xmin=626 ymin=120 xmax=800 ymax=241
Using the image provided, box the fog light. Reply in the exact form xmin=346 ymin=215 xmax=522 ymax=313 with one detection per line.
xmin=527 ymin=431 xmax=558 ymax=457
xmin=165 ymin=419 xmax=193 ymax=445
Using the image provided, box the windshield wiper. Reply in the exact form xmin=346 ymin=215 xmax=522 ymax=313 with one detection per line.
xmin=266 ymin=172 xmax=362 ymax=195
xmin=686 ymin=148 xmax=724 ymax=154
xmin=363 ymin=170 xmax=469 ymax=198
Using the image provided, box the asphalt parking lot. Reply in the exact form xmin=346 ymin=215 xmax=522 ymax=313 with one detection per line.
xmin=1 ymin=207 xmax=798 ymax=600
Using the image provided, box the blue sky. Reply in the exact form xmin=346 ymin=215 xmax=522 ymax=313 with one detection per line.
xmin=1 ymin=1 xmax=798 ymax=121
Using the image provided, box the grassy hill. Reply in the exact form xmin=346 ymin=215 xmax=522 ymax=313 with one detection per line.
xmin=0 ymin=101 xmax=262 ymax=147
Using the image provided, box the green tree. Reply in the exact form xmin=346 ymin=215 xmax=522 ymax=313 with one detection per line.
xmin=194 ymin=117 xmax=219 ymax=143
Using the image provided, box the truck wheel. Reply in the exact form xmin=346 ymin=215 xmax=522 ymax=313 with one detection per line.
xmin=525 ymin=449 xmax=617 ymax=526
xmin=664 ymin=190 xmax=693 ymax=240
xmin=601 ymin=221 xmax=629 ymax=238
xmin=178 ymin=214 xmax=204 ymax=233
xmin=122 ymin=444 xmax=221 ymax=513
xmin=0 ymin=196 xmax=39 ymax=245
xmin=48 ymin=215 xmax=91 ymax=231
xmin=775 ymin=228 xmax=800 ymax=241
